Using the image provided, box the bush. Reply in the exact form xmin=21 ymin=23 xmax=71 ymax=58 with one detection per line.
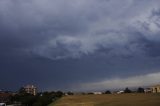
xmin=105 ymin=90 xmax=111 ymax=94
xmin=137 ymin=87 xmax=144 ymax=93
xmin=124 ymin=88 xmax=132 ymax=93
xmin=11 ymin=90 xmax=64 ymax=106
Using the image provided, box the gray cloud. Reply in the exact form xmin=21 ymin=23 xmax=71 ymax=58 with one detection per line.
xmin=23 ymin=0 xmax=160 ymax=59
xmin=0 ymin=1 xmax=159 ymax=56
xmin=1 ymin=0 xmax=160 ymax=90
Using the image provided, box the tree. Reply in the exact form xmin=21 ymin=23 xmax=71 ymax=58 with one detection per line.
xmin=55 ymin=91 xmax=64 ymax=97
xmin=67 ymin=91 xmax=74 ymax=95
xmin=124 ymin=88 xmax=132 ymax=93
xmin=105 ymin=90 xmax=111 ymax=94
xmin=18 ymin=87 xmax=26 ymax=94
xmin=11 ymin=90 xmax=64 ymax=106
xmin=137 ymin=87 xmax=144 ymax=93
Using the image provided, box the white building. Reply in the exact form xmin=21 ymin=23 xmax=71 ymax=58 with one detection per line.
xmin=93 ymin=92 xmax=102 ymax=95
xmin=24 ymin=85 xmax=37 ymax=96
xmin=117 ymin=91 xmax=124 ymax=94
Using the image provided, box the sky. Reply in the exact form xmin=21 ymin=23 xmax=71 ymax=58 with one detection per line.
xmin=1 ymin=0 xmax=160 ymax=91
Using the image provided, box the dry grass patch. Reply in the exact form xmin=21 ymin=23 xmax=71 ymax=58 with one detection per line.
xmin=49 ymin=93 xmax=160 ymax=106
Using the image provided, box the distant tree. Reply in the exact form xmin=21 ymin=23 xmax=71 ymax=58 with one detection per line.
xmin=11 ymin=90 xmax=64 ymax=106
xmin=11 ymin=93 xmax=36 ymax=106
xmin=18 ymin=87 xmax=26 ymax=94
xmin=55 ymin=91 xmax=64 ymax=97
xmin=137 ymin=87 xmax=144 ymax=93
xmin=87 ymin=92 xmax=94 ymax=95
xmin=105 ymin=90 xmax=111 ymax=94
xmin=124 ymin=88 xmax=132 ymax=93
xmin=81 ymin=92 xmax=86 ymax=95
xmin=67 ymin=91 xmax=74 ymax=95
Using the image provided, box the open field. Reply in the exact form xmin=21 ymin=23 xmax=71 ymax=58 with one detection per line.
xmin=49 ymin=93 xmax=160 ymax=106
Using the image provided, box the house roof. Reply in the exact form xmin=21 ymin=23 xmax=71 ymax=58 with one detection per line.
xmin=0 ymin=92 xmax=12 ymax=102
xmin=0 ymin=93 xmax=11 ymax=98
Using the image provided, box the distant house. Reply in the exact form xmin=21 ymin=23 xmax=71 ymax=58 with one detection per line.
xmin=0 ymin=92 xmax=12 ymax=103
xmin=24 ymin=85 xmax=37 ymax=96
xmin=93 ymin=92 xmax=102 ymax=95
xmin=151 ymin=85 xmax=160 ymax=93
xmin=144 ymin=88 xmax=152 ymax=93
xmin=117 ymin=90 xmax=124 ymax=94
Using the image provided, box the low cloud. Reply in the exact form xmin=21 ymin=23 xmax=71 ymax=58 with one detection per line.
xmin=74 ymin=72 xmax=160 ymax=91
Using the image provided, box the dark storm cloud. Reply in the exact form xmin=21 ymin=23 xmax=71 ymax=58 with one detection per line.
xmin=0 ymin=0 xmax=160 ymax=59
xmin=1 ymin=0 xmax=160 ymax=91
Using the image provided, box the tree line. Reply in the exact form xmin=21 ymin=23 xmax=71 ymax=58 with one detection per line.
xmin=10 ymin=88 xmax=64 ymax=106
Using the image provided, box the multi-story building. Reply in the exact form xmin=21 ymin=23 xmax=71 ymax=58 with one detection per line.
xmin=24 ymin=85 xmax=37 ymax=96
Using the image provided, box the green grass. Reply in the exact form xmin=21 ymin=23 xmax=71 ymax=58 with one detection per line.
xmin=49 ymin=93 xmax=160 ymax=106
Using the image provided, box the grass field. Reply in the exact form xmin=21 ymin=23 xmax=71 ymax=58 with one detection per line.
xmin=49 ymin=93 xmax=160 ymax=106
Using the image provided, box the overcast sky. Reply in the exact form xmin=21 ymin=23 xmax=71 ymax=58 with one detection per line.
xmin=1 ymin=0 xmax=160 ymax=91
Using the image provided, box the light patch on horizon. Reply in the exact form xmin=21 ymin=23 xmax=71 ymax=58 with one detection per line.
xmin=73 ymin=72 xmax=160 ymax=91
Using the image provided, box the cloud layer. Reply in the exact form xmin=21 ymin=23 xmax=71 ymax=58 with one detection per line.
xmin=1 ymin=0 xmax=160 ymax=91
xmin=75 ymin=71 xmax=160 ymax=91
xmin=1 ymin=0 xmax=160 ymax=60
